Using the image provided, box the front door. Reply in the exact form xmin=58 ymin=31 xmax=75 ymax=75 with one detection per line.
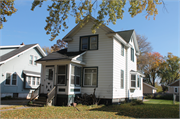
xmin=44 ymin=67 xmax=54 ymax=94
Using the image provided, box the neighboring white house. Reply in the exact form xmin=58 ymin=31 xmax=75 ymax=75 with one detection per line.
xmin=36 ymin=16 xmax=144 ymax=106
xmin=0 ymin=44 xmax=46 ymax=98
xmin=143 ymin=82 xmax=157 ymax=94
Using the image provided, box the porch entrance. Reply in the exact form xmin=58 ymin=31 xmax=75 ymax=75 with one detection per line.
xmin=44 ymin=67 xmax=54 ymax=94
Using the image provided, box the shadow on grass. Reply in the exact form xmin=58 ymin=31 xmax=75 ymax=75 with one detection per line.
xmin=89 ymin=103 xmax=179 ymax=118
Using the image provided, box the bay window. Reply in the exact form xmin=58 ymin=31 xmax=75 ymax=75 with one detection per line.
xmin=131 ymin=74 xmax=136 ymax=88
xmin=71 ymin=65 xmax=81 ymax=86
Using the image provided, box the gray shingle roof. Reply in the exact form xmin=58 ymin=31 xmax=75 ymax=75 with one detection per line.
xmin=37 ymin=49 xmax=85 ymax=61
xmin=116 ymin=30 xmax=134 ymax=43
xmin=0 ymin=44 xmax=37 ymax=62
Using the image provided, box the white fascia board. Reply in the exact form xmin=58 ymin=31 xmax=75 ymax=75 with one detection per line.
xmin=71 ymin=59 xmax=86 ymax=65
xmin=36 ymin=44 xmax=47 ymax=57
xmin=24 ymin=73 xmax=40 ymax=77
xmin=106 ymin=33 xmax=129 ymax=47
xmin=72 ymin=51 xmax=86 ymax=60
xmin=0 ymin=45 xmax=24 ymax=48
xmin=0 ymin=44 xmax=45 ymax=64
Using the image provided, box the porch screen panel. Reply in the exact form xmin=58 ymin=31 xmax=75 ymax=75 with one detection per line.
xmin=71 ymin=65 xmax=75 ymax=85
xmin=57 ymin=65 xmax=66 ymax=85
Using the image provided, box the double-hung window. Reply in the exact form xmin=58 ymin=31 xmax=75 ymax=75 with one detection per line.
xmin=131 ymin=48 xmax=134 ymax=62
xmin=131 ymin=74 xmax=136 ymax=88
xmin=121 ymin=70 xmax=124 ymax=89
xmin=83 ymin=68 xmax=97 ymax=87
xmin=28 ymin=76 xmax=31 ymax=85
xmin=32 ymin=77 xmax=35 ymax=85
xmin=57 ymin=65 xmax=66 ymax=85
xmin=34 ymin=56 xmax=37 ymax=65
xmin=12 ymin=74 xmax=17 ymax=85
xmin=121 ymin=44 xmax=124 ymax=56
xmin=37 ymin=77 xmax=40 ymax=85
xmin=71 ymin=66 xmax=81 ymax=86
xmin=175 ymin=87 xmax=178 ymax=93
xmin=80 ymin=35 xmax=98 ymax=51
xmin=5 ymin=73 xmax=11 ymax=85
xmin=30 ymin=55 xmax=33 ymax=64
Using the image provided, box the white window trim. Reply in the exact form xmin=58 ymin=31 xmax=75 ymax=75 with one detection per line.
xmin=4 ymin=72 xmax=18 ymax=86
xmin=29 ymin=55 xmax=38 ymax=66
xmin=83 ymin=68 xmax=97 ymax=87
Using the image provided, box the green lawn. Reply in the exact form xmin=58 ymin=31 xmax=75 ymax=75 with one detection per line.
xmin=144 ymin=99 xmax=180 ymax=105
xmin=1 ymin=100 xmax=179 ymax=118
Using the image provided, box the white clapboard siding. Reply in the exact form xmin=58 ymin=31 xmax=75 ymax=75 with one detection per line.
xmin=127 ymin=37 xmax=143 ymax=98
xmin=112 ymin=39 xmax=126 ymax=99
xmin=67 ymin=22 xmax=113 ymax=99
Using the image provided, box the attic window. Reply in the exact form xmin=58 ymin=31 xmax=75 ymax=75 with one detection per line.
xmin=80 ymin=35 xmax=98 ymax=51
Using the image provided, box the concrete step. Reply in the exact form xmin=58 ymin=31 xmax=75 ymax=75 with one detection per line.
xmin=28 ymin=103 xmax=44 ymax=107
xmin=33 ymin=101 xmax=46 ymax=104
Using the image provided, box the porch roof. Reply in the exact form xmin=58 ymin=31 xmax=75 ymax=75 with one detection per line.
xmin=36 ymin=49 xmax=85 ymax=62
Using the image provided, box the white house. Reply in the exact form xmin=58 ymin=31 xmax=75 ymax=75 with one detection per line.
xmin=0 ymin=44 xmax=46 ymax=98
xmin=36 ymin=17 xmax=144 ymax=106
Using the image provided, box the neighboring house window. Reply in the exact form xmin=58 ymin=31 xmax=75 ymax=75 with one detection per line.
xmin=36 ymin=77 xmax=40 ymax=85
xmin=121 ymin=70 xmax=124 ymax=89
xmin=80 ymin=35 xmax=98 ymax=51
xmin=83 ymin=67 xmax=97 ymax=87
xmin=71 ymin=66 xmax=81 ymax=86
xmin=57 ymin=65 xmax=66 ymax=85
xmin=34 ymin=56 xmax=37 ymax=65
xmin=174 ymin=87 xmax=178 ymax=93
xmin=12 ymin=74 xmax=17 ymax=85
xmin=5 ymin=73 xmax=11 ymax=85
xmin=131 ymin=48 xmax=134 ymax=62
xmin=131 ymin=74 xmax=136 ymax=87
xmin=32 ymin=77 xmax=35 ymax=85
xmin=30 ymin=55 xmax=33 ymax=64
xmin=28 ymin=76 xmax=31 ymax=85
xmin=121 ymin=44 xmax=124 ymax=56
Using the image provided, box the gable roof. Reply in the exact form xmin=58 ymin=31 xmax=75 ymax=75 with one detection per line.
xmin=36 ymin=49 xmax=85 ymax=62
xmin=143 ymin=82 xmax=157 ymax=90
xmin=0 ymin=44 xmax=46 ymax=64
xmin=168 ymin=79 xmax=180 ymax=86
xmin=116 ymin=30 xmax=134 ymax=43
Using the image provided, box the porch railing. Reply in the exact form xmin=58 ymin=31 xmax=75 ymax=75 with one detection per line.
xmin=46 ymin=86 xmax=56 ymax=105
xmin=30 ymin=84 xmax=41 ymax=101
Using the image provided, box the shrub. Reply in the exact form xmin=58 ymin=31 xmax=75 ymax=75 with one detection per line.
xmin=1 ymin=96 xmax=12 ymax=100
xmin=155 ymin=95 xmax=161 ymax=99
xmin=146 ymin=95 xmax=153 ymax=99
xmin=131 ymin=99 xmax=144 ymax=106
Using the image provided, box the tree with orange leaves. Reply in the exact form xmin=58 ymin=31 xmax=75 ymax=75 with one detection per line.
xmin=143 ymin=52 xmax=164 ymax=87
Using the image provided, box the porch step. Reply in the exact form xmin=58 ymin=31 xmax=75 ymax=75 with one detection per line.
xmin=28 ymin=103 xmax=44 ymax=107
xmin=31 ymin=94 xmax=48 ymax=107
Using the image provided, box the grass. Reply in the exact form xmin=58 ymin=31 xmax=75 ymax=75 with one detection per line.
xmin=0 ymin=105 xmax=24 ymax=110
xmin=144 ymin=99 xmax=180 ymax=105
xmin=1 ymin=100 xmax=179 ymax=118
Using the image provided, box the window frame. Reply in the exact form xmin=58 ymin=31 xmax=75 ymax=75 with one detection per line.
xmin=12 ymin=73 xmax=17 ymax=85
xmin=34 ymin=56 xmax=38 ymax=65
xmin=174 ymin=87 xmax=178 ymax=93
xmin=4 ymin=72 xmax=18 ymax=86
xmin=57 ymin=65 xmax=66 ymax=85
xmin=130 ymin=74 xmax=136 ymax=88
xmin=80 ymin=35 xmax=98 ymax=51
xmin=71 ymin=65 xmax=81 ymax=87
xmin=83 ymin=67 xmax=98 ymax=87
xmin=131 ymin=48 xmax=134 ymax=62
xmin=121 ymin=70 xmax=124 ymax=89
xmin=29 ymin=55 xmax=33 ymax=65
xmin=121 ymin=44 xmax=124 ymax=56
